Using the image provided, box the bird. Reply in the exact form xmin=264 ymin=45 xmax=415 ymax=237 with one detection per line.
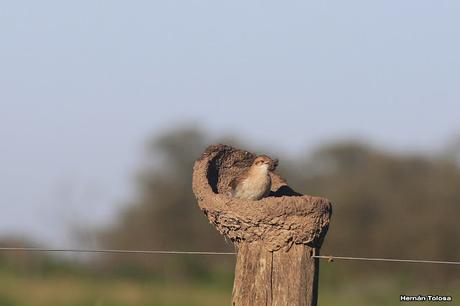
xmin=229 ymin=155 xmax=278 ymax=200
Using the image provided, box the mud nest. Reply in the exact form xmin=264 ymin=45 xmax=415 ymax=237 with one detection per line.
xmin=192 ymin=144 xmax=332 ymax=251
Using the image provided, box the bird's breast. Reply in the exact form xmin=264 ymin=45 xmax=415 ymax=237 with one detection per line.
xmin=233 ymin=173 xmax=271 ymax=200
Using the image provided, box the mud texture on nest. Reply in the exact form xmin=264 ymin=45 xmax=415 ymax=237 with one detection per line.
xmin=192 ymin=144 xmax=332 ymax=252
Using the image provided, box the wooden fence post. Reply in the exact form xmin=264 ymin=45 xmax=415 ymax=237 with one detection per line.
xmin=193 ymin=145 xmax=332 ymax=306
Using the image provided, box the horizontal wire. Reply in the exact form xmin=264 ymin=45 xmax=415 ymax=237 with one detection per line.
xmin=313 ymin=255 xmax=460 ymax=266
xmin=0 ymin=247 xmax=459 ymax=266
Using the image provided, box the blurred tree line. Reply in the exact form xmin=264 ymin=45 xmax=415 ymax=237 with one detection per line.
xmin=95 ymin=127 xmax=460 ymax=281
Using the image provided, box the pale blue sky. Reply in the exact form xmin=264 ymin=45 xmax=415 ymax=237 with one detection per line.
xmin=1 ymin=1 xmax=459 ymax=246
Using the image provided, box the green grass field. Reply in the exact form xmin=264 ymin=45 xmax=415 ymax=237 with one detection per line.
xmin=0 ymin=262 xmax=458 ymax=306
xmin=0 ymin=272 xmax=229 ymax=306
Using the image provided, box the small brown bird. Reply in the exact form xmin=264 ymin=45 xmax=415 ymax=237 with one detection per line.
xmin=229 ymin=155 xmax=278 ymax=200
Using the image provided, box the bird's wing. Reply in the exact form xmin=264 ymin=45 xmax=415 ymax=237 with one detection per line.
xmin=229 ymin=171 xmax=247 ymax=194
xmin=229 ymin=176 xmax=241 ymax=191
